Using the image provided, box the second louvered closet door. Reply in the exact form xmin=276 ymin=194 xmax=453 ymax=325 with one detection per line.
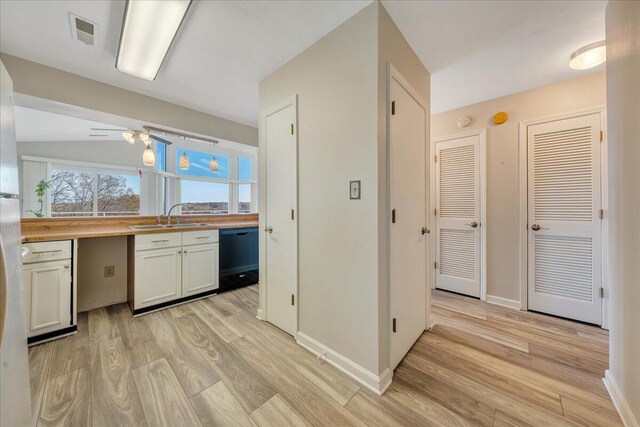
xmin=527 ymin=113 xmax=602 ymax=324
xmin=435 ymin=135 xmax=481 ymax=297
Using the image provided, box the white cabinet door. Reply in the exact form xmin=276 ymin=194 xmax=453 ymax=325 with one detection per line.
xmin=135 ymin=248 xmax=182 ymax=309
xmin=182 ymin=243 xmax=219 ymax=297
xmin=23 ymin=259 xmax=72 ymax=338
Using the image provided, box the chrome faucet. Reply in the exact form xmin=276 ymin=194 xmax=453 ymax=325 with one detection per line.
xmin=167 ymin=203 xmax=187 ymax=225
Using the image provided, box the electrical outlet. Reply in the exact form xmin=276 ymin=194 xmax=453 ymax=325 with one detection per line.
xmin=104 ymin=265 xmax=115 ymax=278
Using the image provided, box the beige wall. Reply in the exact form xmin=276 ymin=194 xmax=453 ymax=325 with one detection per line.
xmin=77 ymin=237 xmax=128 ymax=312
xmin=260 ymin=1 xmax=429 ymax=382
xmin=605 ymin=0 xmax=640 ymax=422
xmin=260 ymin=2 xmax=380 ymax=375
xmin=377 ymin=2 xmax=430 ymax=373
xmin=431 ymin=72 xmax=606 ymax=301
xmin=0 ymin=53 xmax=258 ymax=147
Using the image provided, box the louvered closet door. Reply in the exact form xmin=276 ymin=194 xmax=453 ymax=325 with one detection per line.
xmin=527 ymin=113 xmax=602 ymax=324
xmin=435 ymin=135 xmax=481 ymax=297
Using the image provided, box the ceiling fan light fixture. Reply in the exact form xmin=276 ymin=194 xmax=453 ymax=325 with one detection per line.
xmin=139 ymin=131 xmax=150 ymax=144
xmin=570 ymin=40 xmax=606 ymax=70
xmin=116 ymin=0 xmax=192 ymax=80
xmin=179 ymin=151 xmax=190 ymax=170
xmin=209 ymin=155 xmax=219 ymax=172
xmin=122 ymin=130 xmax=135 ymax=144
xmin=142 ymin=144 xmax=156 ymax=167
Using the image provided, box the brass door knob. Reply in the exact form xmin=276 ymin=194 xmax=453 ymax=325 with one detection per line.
xmin=465 ymin=221 xmax=479 ymax=228
xmin=264 ymin=226 xmax=273 ymax=234
xmin=422 ymin=227 xmax=430 ymax=235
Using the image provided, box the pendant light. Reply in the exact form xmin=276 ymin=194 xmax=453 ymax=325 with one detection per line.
xmin=142 ymin=143 xmax=155 ymax=166
xmin=209 ymin=155 xmax=219 ymax=172
xmin=179 ymin=151 xmax=190 ymax=169
xmin=570 ymin=40 xmax=606 ymax=70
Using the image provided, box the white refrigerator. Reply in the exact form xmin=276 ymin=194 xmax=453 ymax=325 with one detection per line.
xmin=0 ymin=60 xmax=32 ymax=426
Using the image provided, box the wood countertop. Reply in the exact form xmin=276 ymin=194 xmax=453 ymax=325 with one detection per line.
xmin=21 ymin=214 xmax=258 ymax=242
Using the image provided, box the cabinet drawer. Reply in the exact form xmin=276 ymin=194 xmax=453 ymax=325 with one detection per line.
xmin=135 ymin=232 xmax=182 ymax=251
xmin=22 ymin=240 xmax=71 ymax=264
xmin=182 ymin=229 xmax=219 ymax=246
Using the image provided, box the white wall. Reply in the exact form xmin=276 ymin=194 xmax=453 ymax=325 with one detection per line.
xmin=605 ymin=1 xmax=640 ymax=424
xmin=431 ymin=72 xmax=606 ymax=302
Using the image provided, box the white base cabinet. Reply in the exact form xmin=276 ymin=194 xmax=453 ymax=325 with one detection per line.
xmin=22 ymin=241 xmax=73 ymax=338
xmin=131 ymin=230 xmax=219 ymax=311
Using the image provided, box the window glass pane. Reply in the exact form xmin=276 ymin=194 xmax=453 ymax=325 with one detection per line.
xmin=50 ymin=170 xmax=93 ymax=216
xmin=97 ymin=174 xmax=140 ymax=216
xmin=156 ymin=142 xmax=166 ymax=172
xmin=176 ymin=149 xmax=229 ymax=179
xmin=181 ymin=180 xmax=229 ymax=214
xmin=238 ymin=157 xmax=253 ymax=181
xmin=238 ymin=183 xmax=251 ymax=213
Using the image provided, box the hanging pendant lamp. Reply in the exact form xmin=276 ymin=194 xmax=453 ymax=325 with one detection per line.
xmin=142 ymin=143 xmax=156 ymax=166
xmin=209 ymin=155 xmax=219 ymax=172
xmin=179 ymin=151 xmax=190 ymax=169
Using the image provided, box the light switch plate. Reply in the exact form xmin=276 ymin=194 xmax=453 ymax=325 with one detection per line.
xmin=350 ymin=180 xmax=361 ymax=199
xmin=104 ymin=265 xmax=115 ymax=278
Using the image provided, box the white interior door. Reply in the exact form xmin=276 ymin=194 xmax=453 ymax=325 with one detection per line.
xmin=527 ymin=113 xmax=602 ymax=324
xmin=435 ymin=135 xmax=481 ymax=298
xmin=389 ymin=75 xmax=427 ymax=370
xmin=263 ymin=97 xmax=297 ymax=336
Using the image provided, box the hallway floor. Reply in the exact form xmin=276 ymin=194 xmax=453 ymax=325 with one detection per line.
xmin=27 ymin=286 xmax=621 ymax=426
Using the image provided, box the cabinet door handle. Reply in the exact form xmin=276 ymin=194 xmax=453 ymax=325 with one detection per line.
xmin=152 ymin=239 xmax=170 ymax=243
xmin=32 ymin=249 xmax=63 ymax=254
xmin=196 ymin=236 xmax=210 ymax=239
xmin=64 ymin=265 xmax=70 ymax=269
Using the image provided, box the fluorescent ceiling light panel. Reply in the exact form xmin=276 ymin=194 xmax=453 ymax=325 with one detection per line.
xmin=116 ymin=0 xmax=192 ymax=80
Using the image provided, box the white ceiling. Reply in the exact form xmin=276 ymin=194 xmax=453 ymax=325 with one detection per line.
xmin=382 ymin=0 xmax=607 ymax=113
xmin=0 ymin=0 xmax=371 ymax=127
xmin=1 ymin=1 xmax=607 ymax=123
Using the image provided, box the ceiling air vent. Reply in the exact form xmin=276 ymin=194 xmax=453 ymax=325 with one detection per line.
xmin=69 ymin=13 xmax=97 ymax=46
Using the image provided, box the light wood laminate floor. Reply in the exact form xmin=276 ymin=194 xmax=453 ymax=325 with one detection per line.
xmin=28 ymin=286 xmax=621 ymax=426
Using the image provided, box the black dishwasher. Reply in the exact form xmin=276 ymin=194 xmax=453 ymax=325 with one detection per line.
xmin=219 ymin=227 xmax=259 ymax=292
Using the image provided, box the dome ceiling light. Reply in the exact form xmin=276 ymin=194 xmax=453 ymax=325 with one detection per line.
xmin=570 ymin=41 xmax=606 ymax=70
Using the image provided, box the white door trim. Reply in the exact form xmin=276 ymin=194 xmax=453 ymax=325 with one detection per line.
xmin=258 ymin=94 xmax=298 ymax=337
xmin=386 ymin=63 xmax=429 ymax=369
xmin=517 ymin=106 xmax=607 ymax=327
xmin=430 ymin=128 xmax=487 ymax=301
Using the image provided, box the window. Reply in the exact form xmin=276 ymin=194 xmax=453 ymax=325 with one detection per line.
xmin=180 ymin=180 xmax=229 ymax=214
xmin=237 ymin=157 xmax=255 ymax=213
xmin=238 ymin=183 xmax=251 ymax=213
xmin=49 ymin=168 xmax=140 ymax=217
xmin=238 ymin=157 xmax=253 ymax=181
xmin=156 ymin=142 xmax=167 ymax=172
xmin=176 ymin=149 xmax=229 ymax=179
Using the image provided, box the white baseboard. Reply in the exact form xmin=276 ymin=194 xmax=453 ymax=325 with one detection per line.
xmin=603 ymin=370 xmax=639 ymax=427
xmin=486 ymin=295 xmax=521 ymax=310
xmin=296 ymin=331 xmax=392 ymax=395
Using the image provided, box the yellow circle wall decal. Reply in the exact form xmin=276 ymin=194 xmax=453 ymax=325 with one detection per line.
xmin=493 ymin=111 xmax=508 ymax=125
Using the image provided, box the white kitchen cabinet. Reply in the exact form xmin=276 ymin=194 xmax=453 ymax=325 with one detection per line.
xmin=182 ymin=243 xmax=219 ymax=297
xmin=23 ymin=259 xmax=72 ymax=338
xmin=131 ymin=230 xmax=219 ymax=311
xmin=134 ymin=247 xmax=182 ymax=310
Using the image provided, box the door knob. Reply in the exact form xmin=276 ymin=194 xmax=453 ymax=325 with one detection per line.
xmin=422 ymin=227 xmax=430 ymax=235
xmin=264 ymin=226 xmax=273 ymax=233
xmin=465 ymin=221 xmax=478 ymax=228
xmin=530 ymin=224 xmax=549 ymax=231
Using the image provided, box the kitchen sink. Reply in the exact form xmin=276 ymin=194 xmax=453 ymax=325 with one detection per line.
xmin=129 ymin=223 xmax=210 ymax=230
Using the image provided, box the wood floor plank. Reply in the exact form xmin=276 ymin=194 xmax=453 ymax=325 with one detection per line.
xmin=231 ymin=311 xmax=360 ymax=406
xmin=190 ymin=299 xmax=244 ymax=343
xmin=28 ymin=341 xmax=55 ymax=427
xmin=394 ymin=364 xmax=495 ymax=426
xmin=132 ymin=358 xmax=201 ymax=427
xmin=167 ymin=303 xmax=194 ymax=318
xmin=38 ymin=367 xmax=91 ymax=427
xmin=222 ymin=287 xmax=259 ymax=314
xmin=190 ymin=381 xmax=256 ymax=427
xmin=560 ymin=395 xmax=623 ymax=426
xmin=402 ymin=352 xmax=579 ymax=426
xmin=251 ymin=394 xmax=310 ymax=427
xmin=143 ymin=311 xmax=220 ymax=397
xmin=88 ymin=306 xmax=120 ymax=344
xmin=175 ymin=313 xmax=276 ymax=413
xmin=344 ymin=388 xmax=424 ymax=427
xmin=230 ymin=334 xmax=364 ymax=427
xmin=430 ymin=323 xmax=607 ymax=396
xmin=203 ymin=294 xmax=243 ymax=317
xmin=48 ymin=313 xmax=90 ymax=379
xmin=90 ymin=336 xmax=147 ymax=426
xmin=528 ymin=341 xmax=608 ymax=377
xmin=112 ymin=303 xmax=164 ymax=369
xmin=493 ymin=410 xmax=532 ymax=427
